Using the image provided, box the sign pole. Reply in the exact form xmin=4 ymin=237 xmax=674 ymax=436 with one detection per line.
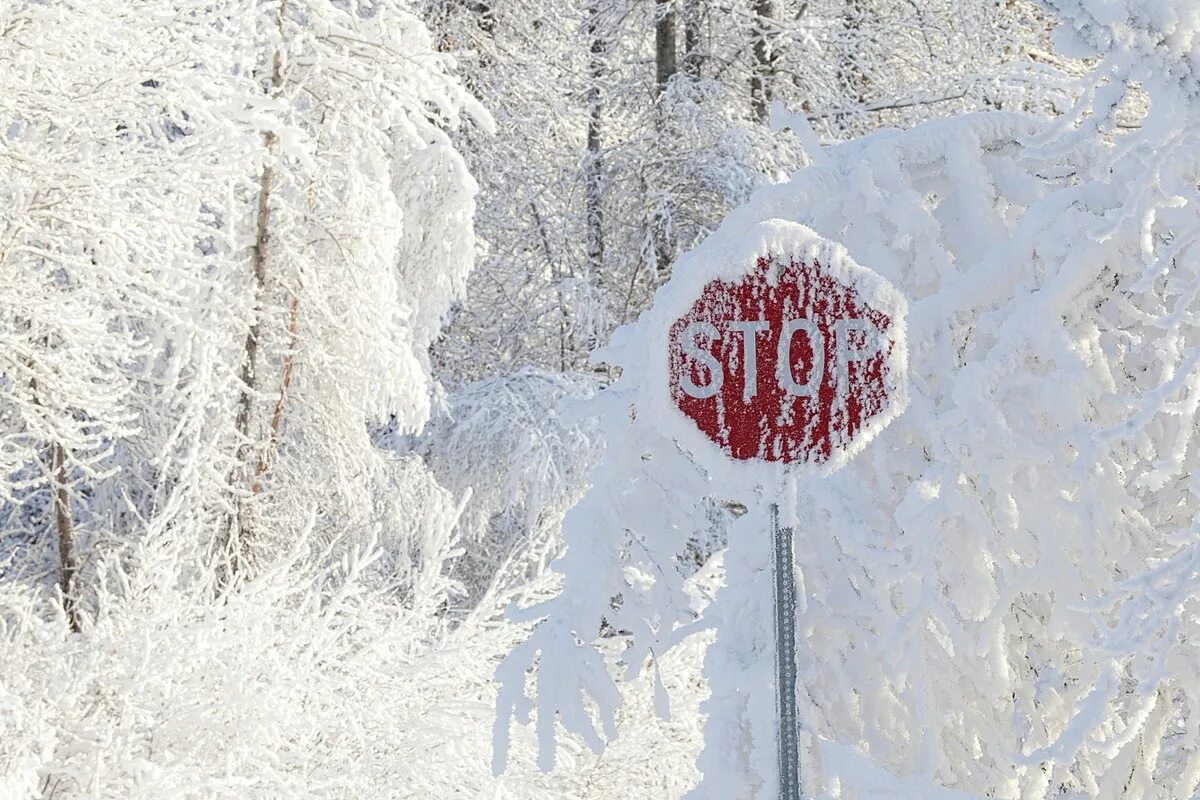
xmin=770 ymin=501 xmax=801 ymax=800
xmin=662 ymin=228 xmax=906 ymax=798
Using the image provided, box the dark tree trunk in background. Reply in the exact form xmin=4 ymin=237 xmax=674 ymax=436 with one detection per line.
xmin=28 ymin=365 xmax=81 ymax=632
xmin=224 ymin=0 xmax=288 ymax=582
xmin=749 ymin=0 xmax=778 ymax=124
xmin=51 ymin=441 xmax=80 ymax=632
xmin=652 ymin=0 xmax=678 ymax=283
xmin=585 ymin=0 xmax=605 ymax=279
xmin=682 ymin=0 xmax=703 ymax=78
xmin=655 ymin=0 xmax=677 ymax=99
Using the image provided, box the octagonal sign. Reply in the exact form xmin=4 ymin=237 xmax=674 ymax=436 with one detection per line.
xmin=666 ymin=228 xmax=907 ymax=470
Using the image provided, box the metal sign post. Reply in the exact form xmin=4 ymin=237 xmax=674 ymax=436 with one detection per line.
xmin=662 ymin=226 xmax=908 ymax=797
xmin=770 ymin=502 xmax=801 ymax=800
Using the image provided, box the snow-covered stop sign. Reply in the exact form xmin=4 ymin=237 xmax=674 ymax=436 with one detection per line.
xmin=663 ymin=222 xmax=907 ymax=470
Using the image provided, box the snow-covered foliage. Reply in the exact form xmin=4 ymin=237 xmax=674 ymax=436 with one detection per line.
xmin=2 ymin=1 xmax=514 ymax=796
xmin=496 ymin=2 xmax=1200 ymax=793
xmin=13 ymin=0 xmax=1195 ymax=797
xmin=420 ymin=368 xmax=604 ymax=607
xmin=0 ymin=0 xmax=713 ymax=795
xmin=0 ymin=529 xmax=718 ymax=800
xmin=218 ymin=0 xmax=493 ymax=574
xmin=0 ymin=0 xmax=260 ymax=592
xmin=0 ymin=0 xmax=490 ymax=587
xmin=1021 ymin=0 xmax=1200 ymax=794
xmin=430 ymin=0 xmax=1066 ymax=388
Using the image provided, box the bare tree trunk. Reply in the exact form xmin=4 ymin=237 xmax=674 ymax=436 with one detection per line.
xmin=582 ymin=0 xmax=610 ymax=367
xmin=531 ymin=200 xmax=572 ymax=372
xmin=651 ymin=199 xmax=675 ymax=283
xmin=251 ymin=293 xmax=300 ymax=493
xmin=223 ymin=0 xmax=288 ymax=581
xmin=652 ymin=0 xmax=678 ymax=284
xmin=682 ymin=0 xmax=703 ymax=78
xmin=749 ymin=0 xmax=778 ymax=124
xmin=584 ymin=0 xmax=605 ymax=279
xmin=49 ymin=442 xmax=80 ymax=632
xmin=27 ymin=366 xmax=81 ymax=631
xmin=655 ymin=0 xmax=677 ymax=99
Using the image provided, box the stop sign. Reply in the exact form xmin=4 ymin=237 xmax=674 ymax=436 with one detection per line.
xmin=666 ymin=240 xmax=906 ymax=468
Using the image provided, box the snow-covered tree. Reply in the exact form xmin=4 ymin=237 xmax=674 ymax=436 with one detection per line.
xmin=1000 ymin=1 xmax=1200 ymax=795
xmin=419 ymin=368 xmax=604 ymax=607
xmin=0 ymin=0 xmax=262 ymax=621
xmin=217 ymin=0 xmax=493 ymax=582
xmin=0 ymin=2 xmax=505 ymax=793
xmin=13 ymin=0 xmax=1200 ymax=798
xmin=431 ymin=0 xmax=1068 ymax=389
xmin=495 ymin=2 xmax=1200 ymax=797
xmin=0 ymin=0 xmax=492 ymax=603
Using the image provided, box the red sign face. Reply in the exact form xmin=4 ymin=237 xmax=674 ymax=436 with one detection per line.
xmin=668 ymin=255 xmax=900 ymax=464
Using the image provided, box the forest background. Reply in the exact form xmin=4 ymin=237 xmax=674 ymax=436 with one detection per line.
xmin=4 ymin=1 xmax=1194 ymax=798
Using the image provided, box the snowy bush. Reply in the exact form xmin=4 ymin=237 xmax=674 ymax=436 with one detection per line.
xmin=0 ymin=0 xmax=491 ymax=593
xmin=0 ymin=530 xmax=715 ymax=800
xmin=420 ymin=368 xmax=604 ymax=607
